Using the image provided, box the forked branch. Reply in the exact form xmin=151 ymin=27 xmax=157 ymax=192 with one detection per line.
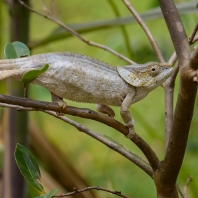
xmin=158 ymin=0 xmax=198 ymax=189
xmin=0 ymin=95 xmax=154 ymax=177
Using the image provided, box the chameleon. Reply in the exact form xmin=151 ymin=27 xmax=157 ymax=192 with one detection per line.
xmin=0 ymin=52 xmax=174 ymax=139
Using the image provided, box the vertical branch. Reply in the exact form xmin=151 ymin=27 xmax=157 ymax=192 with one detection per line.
xmin=164 ymin=65 xmax=179 ymax=151
xmin=157 ymin=0 xmax=191 ymax=63
xmin=3 ymin=1 xmax=30 ymax=198
xmin=157 ymin=0 xmax=197 ymax=193
xmin=122 ymin=0 xmax=165 ymax=62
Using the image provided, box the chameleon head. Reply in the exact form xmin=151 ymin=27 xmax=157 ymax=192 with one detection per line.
xmin=117 ymin=62 xmax=174 ymax=90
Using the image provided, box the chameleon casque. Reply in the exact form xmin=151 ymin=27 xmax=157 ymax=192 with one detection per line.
xmin=0 ymin=52 xmax=174 ymax=138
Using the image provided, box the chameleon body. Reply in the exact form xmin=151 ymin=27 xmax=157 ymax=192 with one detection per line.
xmin=0 ymin=52 xmax=174 ymax=138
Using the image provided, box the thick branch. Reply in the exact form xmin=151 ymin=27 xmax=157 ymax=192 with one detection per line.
xmin=0 ymin=94 xmax=159 ymax=172
xmin=161 ymin=48 xmax=198 ymax=184
xmin=158 ymin=0 xmax=198 ymax=188
xmin=158 ymin=0 xmax=191 ymax=64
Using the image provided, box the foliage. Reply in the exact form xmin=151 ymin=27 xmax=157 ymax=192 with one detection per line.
xmin=15 ymin=144 xmax=58 ymax=197
xmin=15 ymin=144 xmax=44 ymax=193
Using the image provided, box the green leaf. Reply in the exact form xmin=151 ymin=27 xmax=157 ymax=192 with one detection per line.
xmin=22 ymin=64 xmax=49 ymax=84
xmin=4 ymin=42 xmax=18 ymax=59
xmin=14 ymin=143 xmax=44 ymax=192
xmin=35 ymin=189 xmax=58 ymax=198
xmin=12 ymin=41 xmax=30 ymax=58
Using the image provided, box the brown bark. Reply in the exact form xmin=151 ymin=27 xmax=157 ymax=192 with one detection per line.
xmin=154 ymin=0 xmax=198 ymax=197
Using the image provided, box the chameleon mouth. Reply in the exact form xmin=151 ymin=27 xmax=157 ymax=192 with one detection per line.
xmin=150 ymin=66 xmax=174 ymax=89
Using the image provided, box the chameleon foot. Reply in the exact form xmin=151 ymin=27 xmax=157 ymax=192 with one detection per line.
xmin=125 ymin=119 xmax=136 ymax=139
xmin=56 ymin=100 xmax=67 ymax=116
xmin=51 ymin=92 xmax=67 ymax=116
xmin=126 ymin=127 xmax=136 ymax=139
xmin=95 ymin=104 xmax=115 ymax=118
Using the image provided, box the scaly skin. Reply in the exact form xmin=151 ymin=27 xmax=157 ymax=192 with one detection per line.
xmin=0 ymin=52 xmax=174 ymax=138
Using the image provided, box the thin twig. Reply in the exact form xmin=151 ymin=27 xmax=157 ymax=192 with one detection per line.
xmin=54 ymin=186 xmax=129 ymax=198
xmin=189 ymin=21 xmax=198 ymax=44
xmin=183 ymin=175 xmax=193 ymax=198
xmin=43 ymin=110 xmax=154 ymax=177
xmin=0 ymin=102 xmax=34 ymax=111
xmin=18 ymin=0 xmax=135 ymax=64
xmin=177 ymin=184 xmax=185 ymax=198
xmin=163 ymin=65 xmax=179 ymax=151
xmin=0 ymin=98 xmax=153 ymax=177
xmin=122 ymin=0 xmax=164 ymax=62
xmin=101 ymin=134 xmax=150 ymax=166
xmin=191 ymin=35 xmax=198 ymax=44
xmin=168 ymin=52 xmax=177 ymax=65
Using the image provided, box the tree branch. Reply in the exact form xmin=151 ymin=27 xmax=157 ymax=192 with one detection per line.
xmin=183 ymin=175 xmax=192 ymax=198
xmin=54 ymin=186 xmax=129 ymax=198
xmin=28 ymin=2 xmax=198 ymax=50
xmin=0 ymin=101 xmax=153 ymax=177
xmin=163 ymin=65 xmax=179 ymax=151
xmin=0 ymin=93 xmax=159 ymax=172
xmin=157 ymin=0 xmax=198 ymax=189
xmin=158 ymin=0 xmax=191 ymax=64
xmin=168 ymin=19 xmax=198 ymax=65
xmin=189 ymin=21 xmax=198 ymax=44
xmin=122 ymin=0 xmax=164 ymax=62
xmin=44 ymin=110 xmax=153 ymax=178
xmin=18 ymin=0 xmax=135 ymax=64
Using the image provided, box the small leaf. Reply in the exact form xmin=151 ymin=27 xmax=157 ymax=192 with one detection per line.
xmin=14 ymin=143 xmax=44 ymax=192
xmin=12 ymin=41 xmax=30 ymax=58
xmin=22 ymin=64 xmax=49 ymax=84
xmin=4 ymin=42 xmax=18 ymax=59
xmin=35 ymin=189 xmax=58 ymax=198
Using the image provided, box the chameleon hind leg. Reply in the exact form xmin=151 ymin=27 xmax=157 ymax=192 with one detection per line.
xmin=95 ymin=104 xmax=115 ymax=118
xmin=120 ymin=91 xmax=136 ymax=139
xmin=51 ymin=92 xmax=67 ymax=116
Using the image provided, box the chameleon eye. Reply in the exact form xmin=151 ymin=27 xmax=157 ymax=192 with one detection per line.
xmin=150 ymin=66 xmax=160 ymax=77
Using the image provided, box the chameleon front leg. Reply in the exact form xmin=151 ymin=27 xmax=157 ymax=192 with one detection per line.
xmin=120 ymin=91 xmax=136 ymax=139
xmin=51 ymin=92 xmax=67 ymax=115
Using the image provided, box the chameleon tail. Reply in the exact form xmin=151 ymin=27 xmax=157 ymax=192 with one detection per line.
xmin=0 ymin=58 xmax=32 ymax=80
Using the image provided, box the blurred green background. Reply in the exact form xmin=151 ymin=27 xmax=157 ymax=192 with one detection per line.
xmin=0 ymin=0 xmax=198 ymax=197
